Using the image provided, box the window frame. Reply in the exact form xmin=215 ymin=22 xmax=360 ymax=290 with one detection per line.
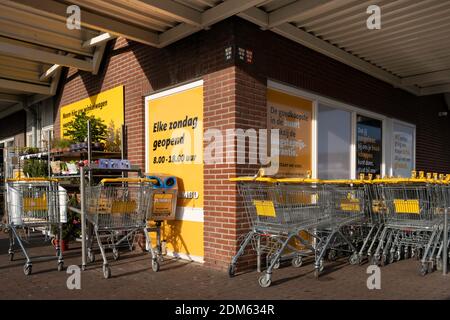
xmin=267 ymin=80 xmax=416 ymax=178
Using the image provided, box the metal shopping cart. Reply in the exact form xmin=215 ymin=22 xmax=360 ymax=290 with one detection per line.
xmin=6 ymin=178 xmax=67 ymax=275
xmin=84 ymin=178 xmax=156 ymax=278
xmin=371 ymin=173 xmax=445 ymax=274
xmin=229 ymin=176 xmax=331 ymax=287
xmin=307 ymin=179 xmax=367 ymax=278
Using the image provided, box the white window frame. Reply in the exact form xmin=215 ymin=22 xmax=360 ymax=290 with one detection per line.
xmin=41 ymin=125 xmax=54 ymax=149
xmin=0 ymin=137 xmax=14 ymax=148
xmin=387 ymin=119 xmax=416 ymax=177
xmin=267 ymin=80 xmax=415 ymax=178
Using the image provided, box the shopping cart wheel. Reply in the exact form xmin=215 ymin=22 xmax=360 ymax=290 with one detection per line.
xmin=228 ymin=264 xmax=236 ymax=277
xmin=388 ymin=252 xmax=395 ymax=265
xmin=112 ymin=249 xmax=120 ymax=261
xmin=103 ymin=265 xmax=111 ymax=279
xmin=9 ymin=252 xmax=14 ymax=261
xmin=327 ymin=250 xmax=337 ymax=262
xmin=152 ymin=260 xmax=160 ymax=272
xmin=349 ymin=253 xmax=359 ymax=265
xmin=381 ymin=254 xmax=388 ymax=266
xmin=436 ymin=258 xmax=443 ymax=271
xmin=291 ymin=256 xmax=303 ymax=268
xmin=88 ymin=251 xmax=95 ymax=263
xmin=23 ymin=264 xmax=32 ymax=276
xmin=57 ymin=262 xmax=64 ymax=272
xmin=258 ymin=274 xmax=271 ymax=288
xmin=418 ymin=263 xmax=428 ymax=276
xmin=314 ymin=269 xmax=321 ymax=279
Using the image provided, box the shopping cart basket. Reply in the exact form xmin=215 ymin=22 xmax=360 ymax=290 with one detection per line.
xmin=371 ymin=175 xmax=444 ymax=274
xmin=229 ymin=176 xmax=331 ymax=287
xmin=309 ymin=180 xmax=367 ymax=277
xmin=6 ymin=178 xmax=67 ymax=275
xmin=84 ymin=178 xmax=155 ymax=278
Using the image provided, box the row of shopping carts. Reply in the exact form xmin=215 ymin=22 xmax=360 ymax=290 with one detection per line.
xmin=229 ymin=171 xmax=450 ymax=287
xmin=4 ymin=176 xmax=178 ymax=278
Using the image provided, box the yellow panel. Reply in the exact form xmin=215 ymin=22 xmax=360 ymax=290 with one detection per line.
xmin=340 ymin=199 xmax=361 ymax=212
xmin=394 ymin=199 xmax=420 ymax=214
xmin=253 ymin=200 xmax=276 ymax=217
xmin=147 ymin=85 xmax=203 ymax=208
xmin=24 ymin=196 xmax=47 ymax=211
xmin=148 ymin=220 xmax=204 ymax=258
xmin=267 ymin=88 xmax=313 ymax=177
xmin=153 ymin=193 xmax=174 ymax=215
xmin=60 ymin=85 xmax=124 ymax=138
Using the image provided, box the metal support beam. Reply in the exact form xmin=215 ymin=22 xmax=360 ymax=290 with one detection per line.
xmin=135 ymin=0 xmax=202 ymax=26
xmin=0 ymin=93 xmax=21 ymax=103
xmin=10 ymin=0 xmax=160 ymax=47
xmin=402 ymin=70 xmax=450 ymax=86
xmin=82 ymin=33 xmax=115 ymax=48
xmin=0 ymin=41 xmax=93 ymax=71
xmin=420 ymin=84 xmax=450 ymax=96
xmin=268 ymin=0 xmax=351 ymax=28
xmin=0 ymin=78 xmax=51 ymax=95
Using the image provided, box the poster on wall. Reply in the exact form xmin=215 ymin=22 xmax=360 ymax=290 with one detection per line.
xmin=392 ymin=123 xmax=414 ymax=177
xmin=146 ymin=81 xmax=204 ymax=209
xmin=145 ymin=80 xmax=204 ymax=261
xmin=60 ymin=85 xmax=124 ymax=139
xmin=356 ymin=115 xmax=382 ymax=175
xmin=267 ymin=89 xmax=312 ymax=177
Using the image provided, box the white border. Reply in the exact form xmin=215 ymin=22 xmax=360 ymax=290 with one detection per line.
xmin=165 ymin=250 xmax=204 ymax=263
xmin=176 ymin=207 xmax=204 ymax=223
xmin=390 ymin=119 xmax=416 ymax=177
xmin=267 ymin=79 xmax=416 ymax=178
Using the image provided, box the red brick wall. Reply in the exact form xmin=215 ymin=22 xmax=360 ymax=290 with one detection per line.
xmin=51 ymin=17 xmax=450 ymax=273
xmin=54 ymin=20 xmax=235 ymax=171
xmin=233 ymin=18 xmax=450 ymax=173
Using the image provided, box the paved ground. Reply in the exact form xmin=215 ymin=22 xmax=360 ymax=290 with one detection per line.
xmin=1 ymin=231 xmax=450 ymax=300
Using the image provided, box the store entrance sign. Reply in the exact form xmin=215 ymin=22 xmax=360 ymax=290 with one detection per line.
xmin=356 ymin=115 xmax=382 ymax=175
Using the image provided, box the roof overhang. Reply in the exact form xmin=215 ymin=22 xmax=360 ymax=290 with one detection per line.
xmin=1 ymin=0 xmax=449 ymax=119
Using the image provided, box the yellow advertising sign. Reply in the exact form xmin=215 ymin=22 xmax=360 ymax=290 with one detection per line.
xmin=146 ymin=83 xmax=204 ymax=208
xmin=267 ymin=89 xmax=312 ymax=177
xmin=60 ymin=85 xmax=124 ymax=138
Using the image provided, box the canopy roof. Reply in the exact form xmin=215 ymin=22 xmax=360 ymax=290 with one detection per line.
xmin=0 ymin=0 xmax=449 ymax=118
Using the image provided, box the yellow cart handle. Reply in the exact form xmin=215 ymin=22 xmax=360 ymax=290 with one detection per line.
xmin=100 ymin=178 xmax=158 ymax=185
xmin=7 ymin=177 xmax=59 ymax=183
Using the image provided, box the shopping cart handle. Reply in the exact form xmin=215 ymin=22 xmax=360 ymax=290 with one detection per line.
xmin=229 ymin=177 xmax=277 ymax=183
xmin=7 ymin=177 xmax=59 ymax=183
xmin=100 ymin=178 xmax=158 ymax=185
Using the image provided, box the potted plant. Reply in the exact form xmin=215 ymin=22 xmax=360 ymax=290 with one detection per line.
xmin=104 ymin=121 xmax=122 ymax=152
xmin=23 ymin=159 xmax=49 ymax=177
xmin=65 ymin=111 xmax=107 ymax=150
xmin=52 ymin=196 xmax=81 ymax=251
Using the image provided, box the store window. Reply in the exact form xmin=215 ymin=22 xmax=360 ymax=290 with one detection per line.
xmin=392 ymin=122 xmax=415 ymax=177
xmin=41 ymin=126 xmax=54 ymax=149
xmin=317 ymin=105 xmax=352 ymax=179
xmin=356 ymin=115 xmax=382 ymax=175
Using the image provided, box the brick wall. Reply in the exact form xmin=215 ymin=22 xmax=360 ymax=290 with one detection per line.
xmin=51 ymin=17 xmax=450 ymax=272
xmin=233 ymin=18 xmax=450 ymax=173
xmin=54 ymin=19 xmax=235 ymax=171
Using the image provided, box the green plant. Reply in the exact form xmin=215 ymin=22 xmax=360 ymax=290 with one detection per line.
xmin=104 ymin=121 xmax=122 ymax=152
xmin=52 ymin=138 xmax=72 ymax=149
xmin=65 ymin=111 xmax=107 ymax=143
xmin=23 ymin=159 xmax=48 ymax=177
